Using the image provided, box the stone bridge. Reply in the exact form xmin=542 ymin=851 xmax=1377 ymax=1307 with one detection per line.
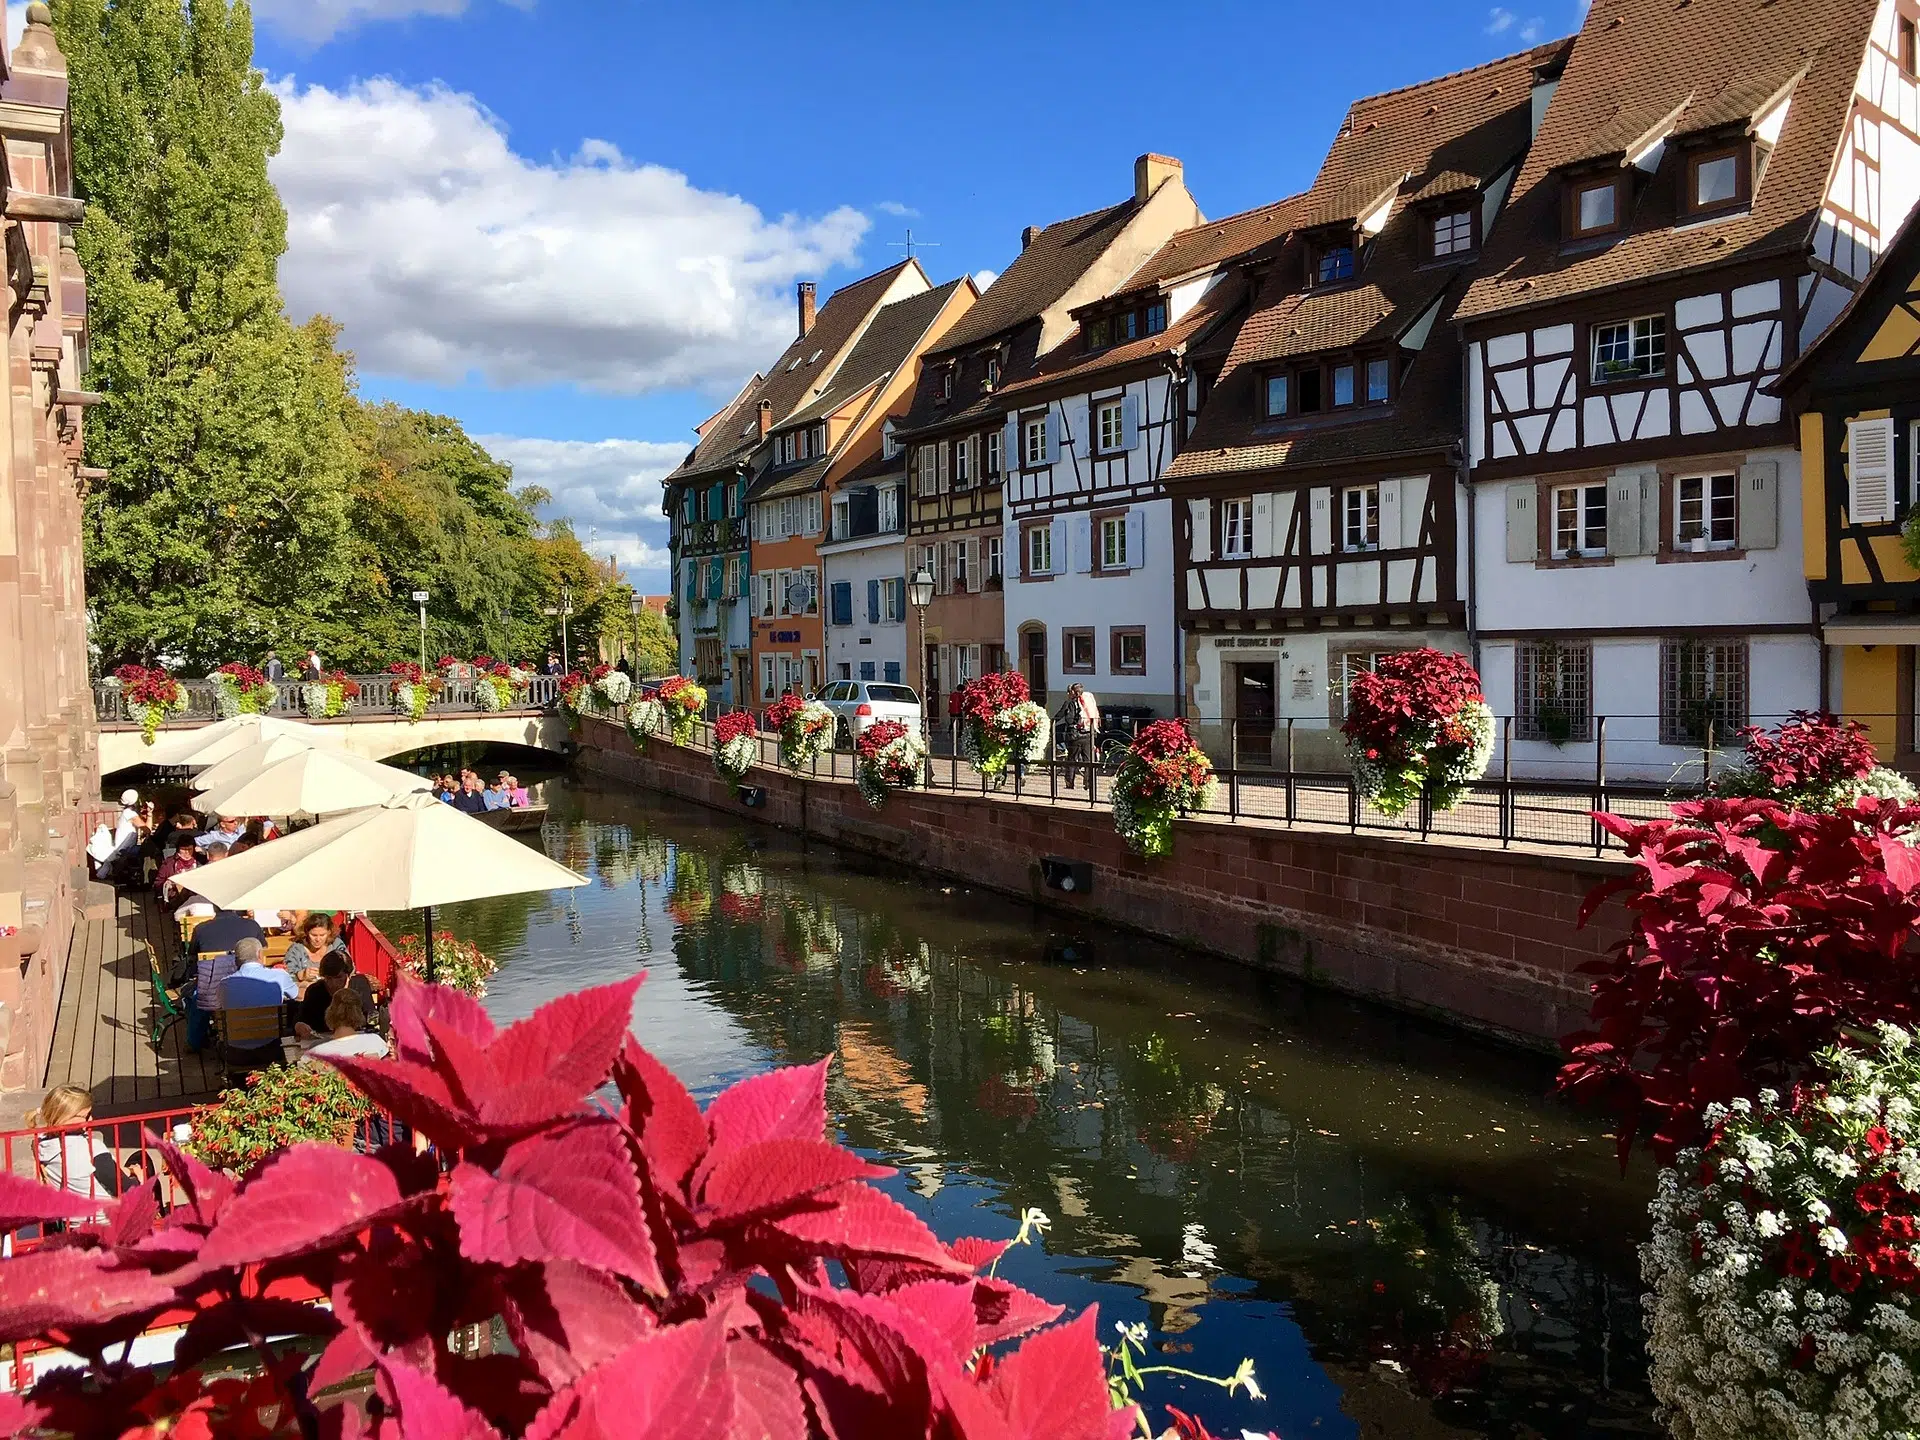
xmin=96 ymin=673 xmax=575 ymax=775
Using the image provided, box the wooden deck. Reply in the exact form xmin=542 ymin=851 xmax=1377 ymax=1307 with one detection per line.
xmin=45 ymin=888 xmax=224 ymax=1118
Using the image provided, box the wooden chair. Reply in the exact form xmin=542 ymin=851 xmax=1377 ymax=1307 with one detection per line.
xmin=215 ymin=1005 xmax=287 ymax=1084
xmin=178 ymin=913 xmax=209 ymax=947
xmin=262 ymin=933 xmax=294 ymax=963
xmin=144 ymin=941 xmax=185 ymax=1051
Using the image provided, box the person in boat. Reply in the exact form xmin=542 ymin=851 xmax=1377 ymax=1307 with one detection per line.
xmin=506 ymin=773 xmax=529 ymax=808
xmin=452 ymin=772 xmax=489 ymax=815
xmin=482 ymin=776 xmax=510 ymax=812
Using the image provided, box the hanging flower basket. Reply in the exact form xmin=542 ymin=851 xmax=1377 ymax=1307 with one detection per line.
xmin=625 ymin=695 xmax=666 ymax=750
xmin=1111 ymin=720 xmax=1217 ymax=858
xmin=468 ymin=660 xmax=519 ymax=712
xmin=1342 ymin=648 xmax=1494 ymax=818
xmin=116 ymin=664 xmax=188 ymax=744
xmin=713 ymin=711 xmax=758 ymax=785
xmin=764 ymin=693 xmax=833 ymax=771
xmin=855 ymin=719 xmax=927 ymax=809
xmin=210 ymin=662 xmax=276 ymax=718
xmin=955 ymin=673 xmax=1051 ymax=781
xmin=595 ymin=669 xmax=633 ymax=707
xmin=394 ymin=931 xmax=498 ymax=998
xmin=1644 ymin=1025 xmax=1920 ymax=1439
xmin=657 ymin=675 xmax=706 ymax=746
xmin=1710 ymin=711 xmax=1919 ymax=814
xmin=301 ymin=670 xmax=359 ymax=719
xmin=386 ymin=662 xmax=433 ymax=723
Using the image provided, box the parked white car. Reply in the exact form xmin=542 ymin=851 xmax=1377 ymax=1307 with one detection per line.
xmin=814 ymin=680 xmax=922 ymax=747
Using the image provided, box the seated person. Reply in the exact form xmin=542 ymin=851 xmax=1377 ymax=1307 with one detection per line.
xmin=29 ymin=1085 xmax=147 ymax=1205
xmin=286 ymin=914 xmax=349 ymax=991
xmin=482 ymin=778 xmax=510 ymax=811
xmin=154 ymin=841 xmax=202 ymax=902
xmin=294 ymin=951 xmax=375 ymax=1039
xmin=507 ymin=774 xmax=529 ymax=808
xmin=177 ymin=905 xmax=265 ymax=987
xmin=196 ymin=816 xmax=247 ymax=850
xmin=304 ymin=992 xmax=389 ymax=1061
xmin=222 ymin=937 xmax=300 ymax=1004
xmin=452 ymin=775 xmax=489 ymax=814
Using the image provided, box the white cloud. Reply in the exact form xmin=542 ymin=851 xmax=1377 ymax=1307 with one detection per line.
xmin=271 ymin=78 xmax=871 ymax=395
xmin=479 ymin=435 xmax=687 ymax=587
xmin=1485 ymin=6 xmax=1515 ymax=32
xmin=1520 ymin=18 xmax=1545 ymax=39
xmin=973 ymin=269 xmax=999 ymax=292
xmin=252 ymin=0 xmax=529 ymax=45
xmin=875 ymin=200 xmax=919 ymax=218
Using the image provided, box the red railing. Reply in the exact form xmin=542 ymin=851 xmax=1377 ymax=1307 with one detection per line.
xmin=341 ymin=912 xmax=401 ymax=993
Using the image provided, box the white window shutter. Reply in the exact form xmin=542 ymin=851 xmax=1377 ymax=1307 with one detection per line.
xmin=1251 ymin=494 xmax=1273 ymax=557
xmin=1505 ymin=483 xmax=1537 ymax=563
xmin=937 ymin=441 xmax=951 ymax=493
xmin=1121 ymin=394 xmax=1141 ymax=451
xmin=1738 ymin=459 xmax=1779 ymax=550
xmin=1003 ymin=418 xmax=1020 ymax=475
xmin=1048 ymin=516 xmax=1065 ymax=574
xmin=1189 ymin=500 xmax=1212 ymax=562
xmin=966 ymin=538 xmax=981 ymax=592
xmin=1849 ymin=418 xmax=1896 ymax=525
xmin=1124 ymin=508 xmax=1145 ymax=568
xmin=1070 ymin=514 xmax=1092 ymax=573
xmin=1378 ymin=480 xmax=1401 ymax=551
xmin=1606 ymin=473 xmax=1641 ymax=557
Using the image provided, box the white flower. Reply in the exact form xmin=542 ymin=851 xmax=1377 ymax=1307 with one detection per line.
xmin=1756 ymin=1211 xmax=1785 ymax=1238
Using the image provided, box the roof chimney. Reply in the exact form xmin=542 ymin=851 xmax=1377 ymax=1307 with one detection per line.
xmin=1134 ymin=153 xmax=1183 ymax=204
xmin=757 ymin=398 xmax=773 ymax=439
xmin=797 ymin=281 xmax=817 ymax=338
xmin=1021 ymin=225 xmax=1041 ymax=250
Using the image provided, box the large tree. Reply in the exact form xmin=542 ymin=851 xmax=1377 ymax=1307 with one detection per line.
xmin=60 ymin=0 xmax=367 ymax=669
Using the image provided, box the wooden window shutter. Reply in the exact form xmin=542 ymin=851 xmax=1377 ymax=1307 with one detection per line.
xmin=1737 ymin=459 xmax=1779 ymax=550
xmin=1848 ymin=418 xmax=1896 ymax=525
xmin=1121 ymin=394 xmax=1141 ymax=451
xmin=1188 ymin=500 xmax=1212 ymax=562
xmin=1504 ymin=484 xmax=1537 ymax=563
xmin=1378 ymin=480 xmax=1402 ymax=550
xmin=936 ymin=442 xmax=950 ymax=493
xmin=1124 ymin=510 xmax=1145 ymax=569
xmin=1606 ymin=473 xmax=1642 ymax=557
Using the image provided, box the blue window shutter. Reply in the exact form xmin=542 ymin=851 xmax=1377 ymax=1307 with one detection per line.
xmin=739 ymin=559 xmax=751 ymax=598
xmin=1122 ymin=395 xmax=1140 ymax=451
xmin=884 ymin=661 xmax=901 ymax=683
xmin=707 ymin=561 xmax=723 ymax=600
xmin=1126 ymin=509 xmax=1145 ymax=569
xmin=1044 ymin=412 xmax=1061 ymax=465
xmin=685 ymin=562 xmax=697 ymax=601
xmin=867 ymin=579 xmax=881 ymax=623
xmin=859 ymin=661 xmax=876 ymax=681
xmin=830 ymin=582 xmax=852 ymax=627
xmin=1003 ymin=417 xmax=1020 ymax=473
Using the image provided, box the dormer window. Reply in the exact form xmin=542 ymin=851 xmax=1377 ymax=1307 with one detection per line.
xmin=1313 ymin=243 xmax=1355 ymax=286
xmin=985 ymin=356 xmax=1001 ymax=388
xmin=1430 ymin=208 xmax=1475 ymax=258
xmin=937 ymin=368 xmax=954 ymax=401
xmin=1683 ymin=144 xmax=1750 ymax=218
xmin=1264 ymin=373 xmax=1289 ymax=418
xmin=1566 ymin=176 xmax=1624 ymax=239
xmin=1145 ymin=301 xmax=1167 ymax=335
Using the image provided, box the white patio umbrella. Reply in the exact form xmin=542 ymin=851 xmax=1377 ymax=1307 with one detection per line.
xmin=141 ymin=713 xmax=335 ymax=770
xmin=191 ymin=733 xmax=328 ymax=792
xmin=193 ymin=748 xmax=431 ymax=819
xmin=181 ymin=791 xmax=586 ymax=982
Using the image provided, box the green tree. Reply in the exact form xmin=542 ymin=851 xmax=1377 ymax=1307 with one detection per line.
xmin=59 ymin=0 xmax=368 ymax=670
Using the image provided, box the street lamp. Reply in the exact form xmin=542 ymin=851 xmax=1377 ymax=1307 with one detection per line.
xmin=411 ymin=590 xmax=429 ymax=673
xmin=908 ymin=565 xmax=935 ymax=779
xmin=629 ymin=593 xmax=644 ymax=675
xmin=543 ymin=586 xmax=576 ymax=667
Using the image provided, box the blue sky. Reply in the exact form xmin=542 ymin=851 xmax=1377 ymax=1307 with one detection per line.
xmin=197 ymin=0 xmax=1582 ymax=590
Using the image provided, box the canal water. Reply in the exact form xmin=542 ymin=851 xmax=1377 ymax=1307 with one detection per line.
xmin=412 ymin=772 xmax=1656 ymax=1440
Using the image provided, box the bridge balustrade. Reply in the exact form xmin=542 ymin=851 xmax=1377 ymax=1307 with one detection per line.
xmin=92 ymin=673 xmax=563 ymax=727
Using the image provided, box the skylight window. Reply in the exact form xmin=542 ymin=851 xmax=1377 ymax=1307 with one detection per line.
xmin=809 ymin=350 xmax=823 ymax=364
xmin=786 ymin=358 xmax=802 ymax=372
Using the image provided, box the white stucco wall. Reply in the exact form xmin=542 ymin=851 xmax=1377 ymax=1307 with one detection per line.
xmin=821 ymin=538 xmax=910 ymax=686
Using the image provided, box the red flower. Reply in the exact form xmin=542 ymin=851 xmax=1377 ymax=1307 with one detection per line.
xmin=1867 ymin=1125 xmax=1894 ymax=1156
xmin=1857 ymin=1177 xmax=1895 ymax=1214
xmin=714 ymin=711 xmax=756 ymax=746
xmin=1831 ymin=1254 xmax=1865 ymax=1292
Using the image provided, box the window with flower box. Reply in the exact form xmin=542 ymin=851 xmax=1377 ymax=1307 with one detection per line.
xmin=1590 ymin=315 xmax=1666 ymax=385
xmin=1552 ymin=483 xmax=1608 ymax=559
xmin=1675 ymin=472 xmax=1737 ymax=551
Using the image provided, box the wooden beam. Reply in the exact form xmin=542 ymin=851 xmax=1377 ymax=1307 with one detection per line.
xmin=7 ymin=193 xmax=84 ymax=223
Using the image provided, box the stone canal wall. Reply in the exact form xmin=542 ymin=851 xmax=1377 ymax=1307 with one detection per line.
xmin=574 ymin=717 xmax=1631 ymax=1052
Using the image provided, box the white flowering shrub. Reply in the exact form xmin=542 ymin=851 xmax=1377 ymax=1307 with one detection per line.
xmin=595 ymin=670 xmax=633 ymax=706
xmin=625 ymin=696 xmax=666 ymax=750
xmin=1644 ymin=1025 xmax=1920 ymax=1439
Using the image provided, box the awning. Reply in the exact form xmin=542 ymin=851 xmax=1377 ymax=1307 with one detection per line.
xmin=1823 ymin=618 xmax=1920 ymax=646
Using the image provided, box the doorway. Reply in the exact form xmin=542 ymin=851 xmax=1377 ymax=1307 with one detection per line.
xmin=1023 ymin=627 xmax=1048 ymax=705
xmin=1233 ymin=661 xmax=1276 ymax=768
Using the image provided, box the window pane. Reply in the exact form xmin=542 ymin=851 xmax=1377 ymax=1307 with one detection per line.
xmin=1317 ymin=246 xmax=1354 ymax=284
xmin=1433 ymin=210 xmax=1473 ymax=256
xmin=1145 ymin=303 xmax=1167 ymax=334
xmin=1366 ymin=358 xmax=1390 ymax=403
xmin=1332 ymin=365 xmax=1355 ymax=406
xmin=1554 ymin=489 xmax=1578 ymax=555
xmin=1265 ymin=374 xmax=1289 ymax=416
xmin=1577 ymin=183 xmax=1615 ymax=231
xmin=1583 ymin=485 xmax=1608 ymax=551
xmin=1695 ymin=154 xmax=1738 ymax=207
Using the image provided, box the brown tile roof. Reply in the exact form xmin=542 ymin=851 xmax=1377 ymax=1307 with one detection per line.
xmin=668 ymin=260 xmax=920 ymax=482
xmin=995 ymin=273 xmax=1252 ymax=402
xmin=783 ymin=279 xmax=970 ymax=429
xmin=1456 ymin=0 xmax=1879 ymax=323
xmin=1116 ymin=195 xmax=1311 ymax=292
xmin=929 ymin=200 xmax=1139 ymax=356
xmin=1162 ymin=42 xmax=1563 ymax=484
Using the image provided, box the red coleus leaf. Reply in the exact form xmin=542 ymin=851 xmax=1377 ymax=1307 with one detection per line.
xmin=153 ymin=1139 xmax=234 ymax=1230
xmin=947 ymin=1235 xmax=1010 ymax=1271
xmin=703 ymin=1056 xmax=831 ymax=1162
xmin=987 ymin=1309 xmax=1138 ymax=1440
xmin=698 ymin=1138 xmax=890 ymax=1225
xmin=498 ymin=1259 xmax=657 ymax=1388
xmin=172 ymin=1296 xmax=342 ymax=1372
xmin=197 ymin=1146 xmax=411 ymax=1272
xmin=378 ymin=1358 xmax=505 ymax=1440
xmin=724 ymin=1333 xmax=810 ymax=1440
xmin=969 ymin=1275 xmax=1066 ymax=1349
xmin=97 ymin=1178 xmax=159 ymax=1250
xmin=388 ymin=972 xmax=497 ymax=1065
xmin=760 ymin=1181 xmax=971 ymax=1274
xmin=522 ymin=1318 xmax=736 ymax=1440
xmin=0 ymin=1247 xmax=178 ymax=1343
xmin=0 ymin=1171 xmax=110 ymax=1229
xmin=612 ymin=1035 xmax=707 ymax=1198
xmin=322 ymin=1053 xmax=486 ymax=1150
xmin=450 ymin=1120 xmax=665 ymax=1295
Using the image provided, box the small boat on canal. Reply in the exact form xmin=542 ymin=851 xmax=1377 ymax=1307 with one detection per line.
xmin=476 ymin=804 xmax=548 ymax=834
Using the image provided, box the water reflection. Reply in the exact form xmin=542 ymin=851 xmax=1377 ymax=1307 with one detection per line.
xmin=437 ymin=781 xmax=1656 ymax=1439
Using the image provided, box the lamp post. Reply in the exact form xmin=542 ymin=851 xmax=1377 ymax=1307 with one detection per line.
xmin=411 ymin=590 xmax=429 ymax=674
xmin=630 ymin=593 xmax=644 ymax=674
xmin=908 ymin=565 xmax=935 ymax=781
xmin=543 ymin=587 xmax=576 ymax=668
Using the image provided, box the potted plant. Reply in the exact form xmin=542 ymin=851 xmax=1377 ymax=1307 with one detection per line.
xmin=1111 ymin=720 xmax=1217 ymax=858
xmin=855 ymin=719 xmax=928 ymax=808
xmin=210 ymin=662 xmax=276 ymax=718
xmin=657 ymin=675 xmax=707 ymax=746
xmin=1709 ymin=711 xmax=1918 ymax=813
xmin=394 ymin=931 xmax=498 ymax=998
xmin=386 ymin=661 xmax=433 ymax=722
xmin=1341 ymin=648 xmax=1494 ymax=818
xmin=116 ymin=664 xmax=189 ymax=744
xmin=186 ymin=1063 xmax=371 ymax=1175
xmin=713 ymin=710 xmax=758 ymax=785
xmin=955 ymin=673 xmax=1050 ymax=783
xmin=764 ymin=692 xmax=834 ymax=771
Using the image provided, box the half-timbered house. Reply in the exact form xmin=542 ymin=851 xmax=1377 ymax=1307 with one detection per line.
xmin=894 ymin=157 xmax=1201 ymax=714
xmin=664 ymin=263 xmax=929 ymax=707
xmin=1781 ymin=206 xmax=1920 ymax=762
xmin=1456 ymin=0 xmax=1920 ymax=776
xmin=1165 ymin=43 xmax=1564 ymax=764
xmin=993 ymin=202 xmax=1287 ymax=716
